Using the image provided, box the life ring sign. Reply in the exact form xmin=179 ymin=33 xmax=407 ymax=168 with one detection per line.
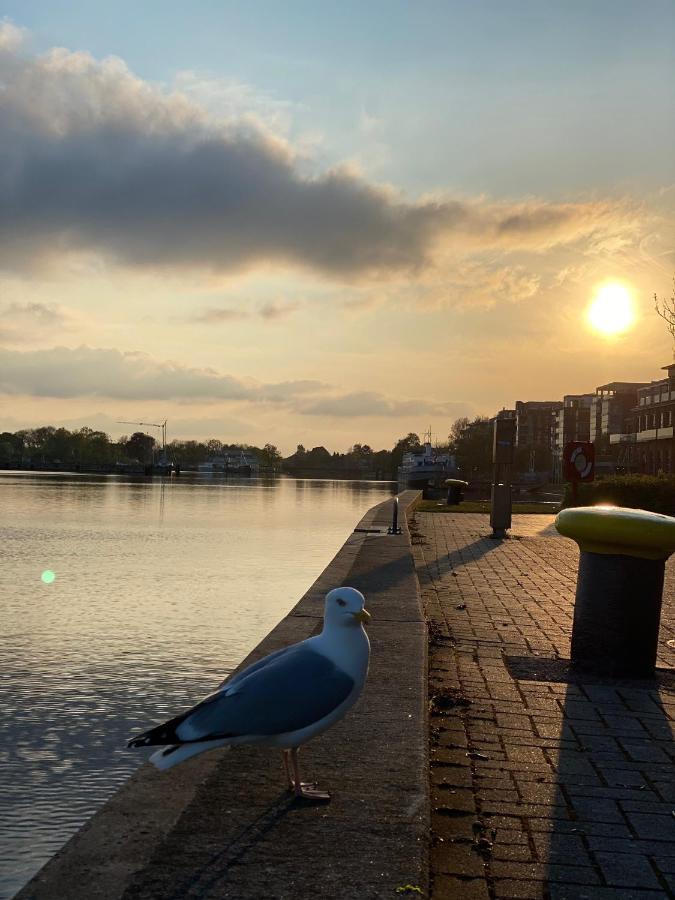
xmin=563 ymin=441 xmax=595 ymax=483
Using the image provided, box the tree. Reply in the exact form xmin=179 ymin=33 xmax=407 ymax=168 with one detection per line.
xmin=448 ymin=418 xmax=470 ymax=453
xmin=205 ymin=439 xmax=223 ymax=456
xmin=390 ymin=433 xmax=421 ymax=470
xmin=449 ymin=416 xmax=492 ymax=476
xmin=654 ymin=275 xmax=675 ymax=359
xmin=306 ymin=446 xmax=332 ymax=467
xmin=76 ymin=428 xmax=114 ymax=465
xmin=0 ymin=431 xmax=23 ymax=464
xmin=259 ymin=443 xmax=283 ymax=468
xmin=124 ymin=431 xmax=156 ymax=463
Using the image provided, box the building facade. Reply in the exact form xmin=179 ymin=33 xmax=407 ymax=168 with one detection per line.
xmin=610 ymin=365 xmax=675 ymax=474
xmin=552 ymin=394 xmax=594 ymax=481
xmin=515 ymin=400 xmax=562 ymax=449
xmin=591 ymin=383 xmax=647 ymax=450
xmin=513 ymin=400 xmax=562 ymax=475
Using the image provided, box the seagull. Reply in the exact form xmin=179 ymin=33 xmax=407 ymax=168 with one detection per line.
xmin=127 ymin=587 xmax=370 ymax=801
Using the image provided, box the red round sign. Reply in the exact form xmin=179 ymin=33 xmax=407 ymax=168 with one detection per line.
xmin=563 ymin=441 xmax=595 ymax=483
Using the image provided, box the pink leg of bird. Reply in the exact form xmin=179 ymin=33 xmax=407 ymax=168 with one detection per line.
xmin=282 ymin=750 xmax=294 ymax=791
xmin=289 ymin=747 xmax=330 ymax=802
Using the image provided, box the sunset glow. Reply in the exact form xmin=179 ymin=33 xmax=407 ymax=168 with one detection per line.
xmin=0 ymin=5 xmax=672 ymax=449
xmin=586 ymin=283 xmax=636 ymax=337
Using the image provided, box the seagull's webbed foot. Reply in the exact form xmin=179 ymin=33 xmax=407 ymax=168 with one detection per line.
xmin=294 ymin=783 xmax=331 ymax=802
xmin=286 ymin=747 xmax=331 ymax=803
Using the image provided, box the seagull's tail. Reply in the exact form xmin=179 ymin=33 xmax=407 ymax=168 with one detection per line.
xmin=150 ymin=739 xmax=231 ymax=771
xmin=127 ymin=713 xmax=187 ymax=749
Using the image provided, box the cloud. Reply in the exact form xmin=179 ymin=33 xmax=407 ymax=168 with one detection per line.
xmin=191 ymin=307 xmax=249 ymax=323
xmin=0 ymin=26 xmax=645 ymax=283
xmin=298 ymin=391 xmax=472 ymax=419
xmin=0 ymin=343 xmax=471 ymax=421
xmin=258 ymin=300 xmax=300 ymax=320
xmin=0 ymin=19 xmax=24 ymax=51
xmin=0 ymin=300 xmax=73 ymax=343
xmin=190 ymin=301 xmax=300 ymax=322
xmin=171 ymin=70 xmax=297 ymax=136
xmin=0 ymin=344 xmax=324 ymax=402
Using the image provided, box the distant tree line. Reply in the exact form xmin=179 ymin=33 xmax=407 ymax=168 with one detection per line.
xmin=0 ymin=426 xmax=441 ymax=478
xmin=0 ymin=426 xmax=284 ymax=471
xmin=0 ymin=421 xmax=510 ymax=478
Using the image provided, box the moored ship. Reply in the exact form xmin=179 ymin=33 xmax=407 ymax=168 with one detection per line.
xmin=397 ymin=432 xmax=455 ymax=495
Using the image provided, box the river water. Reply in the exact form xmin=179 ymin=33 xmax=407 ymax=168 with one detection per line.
xmin=0 ymin=472 xmax=394 ymax=899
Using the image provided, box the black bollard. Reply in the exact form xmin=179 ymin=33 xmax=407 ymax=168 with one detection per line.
xmin=388 ymin=496 xmax=402 ymax=535
xmin=570 ymin=552 xmax=665 ymax=677
xmin=445 ymin=479 xmax=468 ymax=506
xmin=556 ymin=506 xmax=675 ymax=678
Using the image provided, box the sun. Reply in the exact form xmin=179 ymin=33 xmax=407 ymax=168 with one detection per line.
xmin=586 ymin=282 xmax=636 ymax=336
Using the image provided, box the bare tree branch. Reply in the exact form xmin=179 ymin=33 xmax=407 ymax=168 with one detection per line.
xmin=654 ymin=276 xmax=675 ymax=360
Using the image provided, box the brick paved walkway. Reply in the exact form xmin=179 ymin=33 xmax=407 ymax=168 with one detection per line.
xmin=412 ymin=511 xmax=675 ymax=900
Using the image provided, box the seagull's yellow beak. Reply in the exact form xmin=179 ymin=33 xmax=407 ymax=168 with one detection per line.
xmin=353 ymin=608 xmax=371 ymax=625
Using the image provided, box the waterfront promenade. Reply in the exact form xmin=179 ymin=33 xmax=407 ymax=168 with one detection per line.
xmin=414 ymin=510 xmax=675 ymax=899
xmin=17 ymin=492 xmax=428 ymax=900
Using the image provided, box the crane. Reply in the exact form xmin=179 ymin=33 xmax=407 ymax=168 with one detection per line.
xmin=117 ymin=420 xmax=167 ymax=451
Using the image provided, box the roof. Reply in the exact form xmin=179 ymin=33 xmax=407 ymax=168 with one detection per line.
xmin=595 ymin=382 xmax=650 ymax=392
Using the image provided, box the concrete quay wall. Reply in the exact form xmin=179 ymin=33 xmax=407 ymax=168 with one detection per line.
xmin=17 ymin=490 xmax=427 ymax=900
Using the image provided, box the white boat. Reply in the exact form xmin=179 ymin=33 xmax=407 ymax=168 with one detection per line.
xmin=198 ymin=451 xmax=259 ymax=476
xmin=398 ymin=433 xmax=454 ymax=491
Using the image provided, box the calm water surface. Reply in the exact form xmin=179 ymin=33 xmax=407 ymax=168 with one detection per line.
xmin=0 ymin=472 xmax=394 ymax=898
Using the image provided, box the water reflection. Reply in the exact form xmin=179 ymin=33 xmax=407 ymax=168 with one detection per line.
xmin=0 ymin=473 xmax=395 ymax=899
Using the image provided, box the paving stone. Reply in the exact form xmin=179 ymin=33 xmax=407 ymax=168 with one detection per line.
xmin=493 ymin=879 xmax=546 ymax=898
xmin=594 ymin=852 xmax=662 ymax=889
xmin=430 ymin=842 xmax=487 ymax=877
xmin=530 ymin=833 xmax=590 ymax=863
xmin=626 ymin=813 xmax=675 ymax=841
xmin=550 ymin=887 xmax=665 ymax=900
xmin=433 ymin=874 xmax=491 ymax=899
xmin=492 ymin=843 xmax=534 ymax=861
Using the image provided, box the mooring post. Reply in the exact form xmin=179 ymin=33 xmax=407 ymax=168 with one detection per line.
xmin=555 ymin=506 xmax=675 ymax=677
xmin=388 ymin=496 xmax=402 ymax=535
xmin=490 ymin=415 xmax=515 ymax=538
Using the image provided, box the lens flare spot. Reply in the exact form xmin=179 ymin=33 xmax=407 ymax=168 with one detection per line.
xmin=41 ymin=569 xmax=56 ymax=584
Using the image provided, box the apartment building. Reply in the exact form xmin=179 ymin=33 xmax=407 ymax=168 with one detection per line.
xmin=591 ymin=382 xmax=647 ymax=451
xmin=513 ymin=400 xmax=561 ymax=474
xmin=552 ymin=394 xmax=594 ymax=480
xmin=610 ymin=365 xmax=675 ymax=474
xmin=514 ymin=400 xmax=562 ymax=449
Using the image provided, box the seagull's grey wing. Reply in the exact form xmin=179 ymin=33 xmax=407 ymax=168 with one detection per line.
xmin=217 ymin=641 xmax=302 ymax=690
xmin=175 ymin=646 xmax=354 ymax=742
xmin=128 ymin=642 xmax=313 ymax=748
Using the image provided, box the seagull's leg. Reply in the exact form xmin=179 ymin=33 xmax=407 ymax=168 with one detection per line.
xmin=290 ymin=747 xmax=330 ymax=802
xmin=282 ymin=750 xmax=294 ymax=790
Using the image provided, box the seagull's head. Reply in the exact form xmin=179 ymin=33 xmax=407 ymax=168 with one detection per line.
xmin=324 ymin=587 xmax=370 ymax=630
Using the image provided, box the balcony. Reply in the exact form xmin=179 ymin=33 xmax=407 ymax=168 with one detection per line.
xmin=609 ymin=433 xmax=636 ymax=444
xmin=636 ymin=427 xmax=674 ymax=442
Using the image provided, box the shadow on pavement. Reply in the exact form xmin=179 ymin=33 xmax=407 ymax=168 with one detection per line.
xmin=504 ymin=655 xmax=675 ymax=897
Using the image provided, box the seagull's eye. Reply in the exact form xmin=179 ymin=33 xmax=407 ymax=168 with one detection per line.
xmin=336 ymin=598 xmax=347 ymax=607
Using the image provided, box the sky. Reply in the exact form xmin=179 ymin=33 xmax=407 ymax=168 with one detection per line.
xmin=0 ymin=1 xmax=674 ymax=453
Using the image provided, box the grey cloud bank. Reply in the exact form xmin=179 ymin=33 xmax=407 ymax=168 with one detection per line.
xmin=0 ymin=28 xmax=639 ymax=281
xmin=0 ymin=344 xmax=469 ymax=420
xmin=0 ymin=345 xmax=323 ymax=402
xmin=0 ymin=300 xmax=73 ymax=344
xmin=298 ymin=391 xmax=471 ymax=419
xmin=191 ymin=301 xmax=300 ymax=323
